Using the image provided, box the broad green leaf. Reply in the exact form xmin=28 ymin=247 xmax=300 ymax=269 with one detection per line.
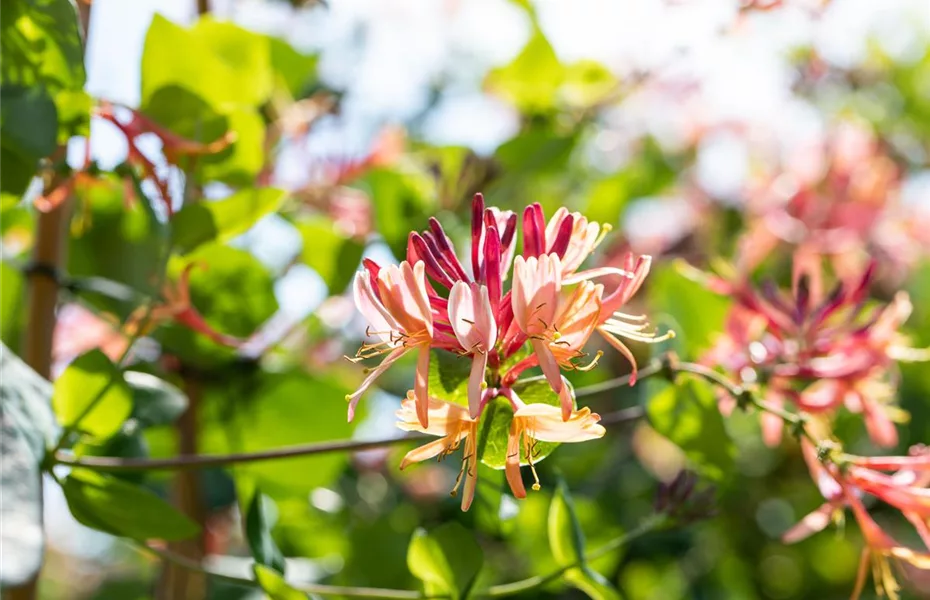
xmin=494 ymin=129 xmax=577 ymax=177
xmin=0 ymin=344 xmax=56 ymax=587
xmin=476 ymin=378 xmax=566 ymax=469
xmin=0 ymin=84 xmax=57 ymax=161
xmin=0 ymin=147 xmax=36 ymax=195
xmin=407 ymin=522 xmax=483 ymax=599
xmin=125 ymin=371 xmax=188 ymax=428
xmin=62 ymin=468 xmax=200 ymax=541
xmin=0 ymin=0 xmax=88 ymax=141
xmin=53 ymin=350 xmax=132 ymax=440
xmin=645 ymin=379 xmax=735 ymax=481
xmin=485 ymin=30 xmax=565 ymax=114
xmin=200 ymin=371 xmax=357 ymax=497
xmin=246 ymin=491 xmax=287 ymax=575
xmin=561 ymin=60 xmax=618 ymax=109
xmin=172 ymin=188 xmax=287 ymax=253
xmin=549 ymin=479 xmax=624 ymax=600
xmin=141 ymin=15 xmax=271 ymax=111
xmin=297 ymin=215 xmax=365 ymax=293
xmin=355 ymin=167 xmax=435 ymax=260
xmin=198 ymin=108 xmax=266 ymax=186
xmin=549 ymin=478 xmax=586 ymax=568
xmin=69 ymin=175 xmax=166 ymax=310
xmin=267 ymin=36 xmax=318 ymax=98
xmin=0 ymin=262 xmax=25 ymax=349
xmin=141 ymin=85 xmax=229 ymax=156
xmin=427 ymin=349 xmax=472 ymax=408
xmin=253 ymin=564 xmax=307 ymax=600
xmin=648 ymin=262 xmax=730 ymax=359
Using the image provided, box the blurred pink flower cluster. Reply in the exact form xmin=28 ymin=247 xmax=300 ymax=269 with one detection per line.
xmin=703 ymin=260 xmax=921 ymax=448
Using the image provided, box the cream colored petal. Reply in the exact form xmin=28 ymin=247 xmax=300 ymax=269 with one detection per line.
xmin=515 ymin=404 xmax=606 ymax=443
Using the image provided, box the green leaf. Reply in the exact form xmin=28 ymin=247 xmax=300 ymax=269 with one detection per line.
xmin=267 ymin=36 xmax=318 ymax=98
xmin=476 ymin=378 xmax=566 ymax=469
xmin=407 ymin=522 xmax=483 ymax=599
xmin=0 ymin=84 xmax=57 ymax=161
xmin=53 ymin=350 xmax=133 ymax=440
xmin=253 ymin=564 xmax=307 ymax=600
xmin=74 ymin=429 xmax=149 ymax=485
xmin=355 ymin=168 xmax=436 ymax=260
xmin=125 ymin=371 xmax=188 ymax=428
xmin=648 ymin=262 xmax=730 ymax=358
xmin=0 ymin=343 xmax=56 ymax=587
xmin=141 ymin=15 xmax=271 ymax=111
xmin=561 ymin=60 xmax=618 ymax=109
xmin=426 ymin=349 xmax=472 ymax=408
xmin=549 ymin=478 xmax=586 ymax=568
xmin=200 ymin=371 xmax=357 ymax=497
xmin=645 ymin=379 xmax=735 ymax=481
xmin=172 ymin=188 xmax=287 ymax=253
xmin=0 ymin=146 xmax=37 ymax=195
xmin=62 ymin=468 xmax=200 ymax=541
xmin=1 ymin=262 xmax=26 ymax=349
xmin=583 ymin=142 xmax=674 ymax=226
xmin=198 ymin=107 xmax=266 ymax=186
xmin=549 ymin=480 xmax=624 ymax=600
xmin=69 ymin=175 xmax=167 ymax=309
xmin=0 ymin=0 xmax=88 ymax=140
xmin=296 ymin=215 xmax=365 ymax=293
xmin=485 ymin=30 xmax=565 ymax=114
xmin=246 ymin=491 xmax=287 ymax=575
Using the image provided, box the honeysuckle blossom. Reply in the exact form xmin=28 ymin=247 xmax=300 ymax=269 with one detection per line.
xmin=396 ymin=394 xmax=478 ymax=511
xmin=702 ymin=259 xmax=926 ymax=447
xmin=448 ymin=282 xmax=497 ymax=418
xmin=350 ymin=193 xmax=668 ymax=507
xmin=349 ymin=261 xmax=435 ymax=425
xmin=784 ymin=441 xmax=930 ymax=600
xmin=504 ymin=399 xmax=606 ymax=499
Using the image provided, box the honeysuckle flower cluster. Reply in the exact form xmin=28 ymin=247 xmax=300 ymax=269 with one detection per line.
xmin=785 ymin=441 xmax=930 ymax=600
xmin=701 ymin=260 xmax=925 ymax=448
xmin=348 ymin=194 xmax=672 ymax=510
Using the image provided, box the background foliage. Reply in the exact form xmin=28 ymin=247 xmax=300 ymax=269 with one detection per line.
xmin=1 ymin=1 xmax=929 ymax=599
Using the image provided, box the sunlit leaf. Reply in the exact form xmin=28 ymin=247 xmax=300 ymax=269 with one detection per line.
xmin=62 ymin=468 xmax=200 ymax=541
xmin=355 ymin=167 xmax=435 ymax=260
xmin=125 ymin=371 xmax=188 ymax=429
xmin=297 ymin=215 xmax=365 ymax=293
xmin=172 ymin=188 xmax=287 ymax=254
xmin=0 ymin=0 xmax=88 ymax=142
xmin=485 ymin=30 xmax=564 ymax=114
xmin=645 ymin=379 xmax=735 ymax=481
xmin=246 ymin=490 xmax=287 ymax=575
xmin=549 ymin=479 xmax=624 ymax=600
xmin=427 ymin=349 xmax=472 ymax=409
xmin=0 ymin=262 xmax=26 ymax=349
xmin=53 ymin=350 xmax=133 ymax=440
xmin=267 ymin=36 xmax=318 ymax=98
xmin=648 ymin=263 xmax=730 ymax=359
xmin=141 ymin=15 xmax=271 ymax=111
xmin=253 ymin=564 xmax=307 ymax=600
xmin=0 ymin=344 xmax=56 ymax=587
xmin=407 ymin=522 xmax=483 ymax=599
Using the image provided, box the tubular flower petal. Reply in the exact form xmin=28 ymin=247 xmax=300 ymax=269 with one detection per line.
xmin=505 ymin=402 xmax=605 ymax=498
xmin=448 ymin=282 xmax=497 ymax=417
xmin=544 ymin=207 xmax=609 ymax=276
xmin=348 ymin=261 xmax=434 ymax=426
xmin=396 ymin=394 xmax=478 ymax=511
